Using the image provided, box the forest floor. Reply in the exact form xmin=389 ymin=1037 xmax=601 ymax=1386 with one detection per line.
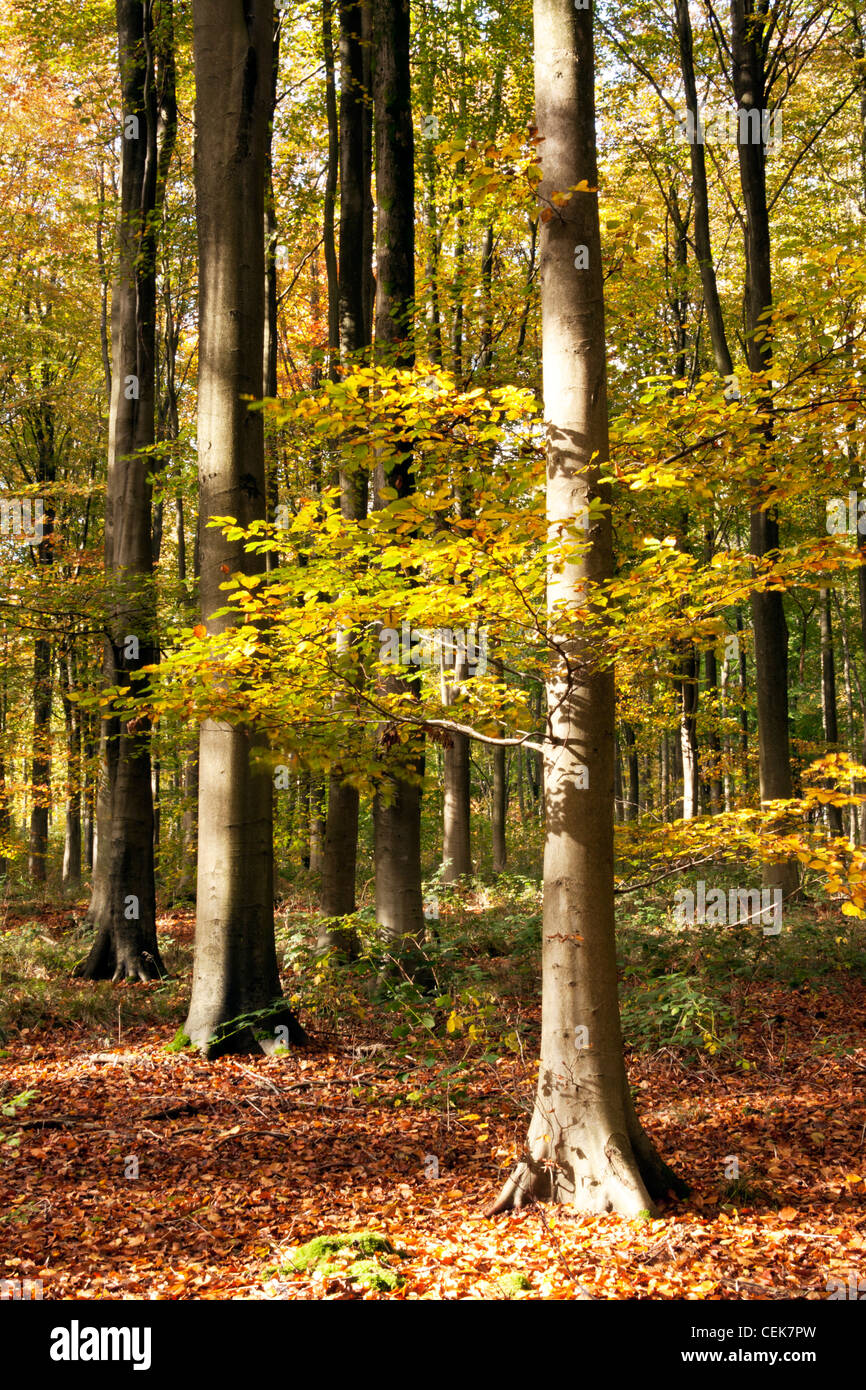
xmin=1 ymin=884 xmax=865 ymax=1299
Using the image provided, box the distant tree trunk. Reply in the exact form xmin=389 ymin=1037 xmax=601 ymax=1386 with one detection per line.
xmin=309 ymin=778 xmax=326 ymax=873
xmin=27 ymin=367 xmax=58 ymax=887
xmin=736 ymin=606 xmax=749 ymax=779
xmin=318 ymin=0 xmax=372 ymax=949
xmin=370 ymin=0 xmax=425 ymax=958
xmin=442 ymin=657 xmax=473 ymax=882
xmin=490 ymin=0 xmax=682 ymax=1216
xmin=83 ymin=709 xmax=96 ymax=872
xmin=174 ymin=493 xmax=199 ymax=902
xmin=322 ymin=0 xmax=339 ymax=379
xmin=835 ymin=592 xmax=858 ymax=844
xmin=661 ymin=728 xmax=675 ymax=811
xmin=0 ymin=657 xmax=9 ymax=882
xmin=80 ymin=0 xmax=176 ymax=979
xmin=183 ymin=0 xmax=305 ymax=1056
xmin=819 ymin=589 xmax=844 ymax=836
xmin=675 ymin=0 xmax=734 ymax=379
xmin=492 ymin=743 xmax=507 ymax=872
xmin=59 ymin=647 xmax=82 ymax=892
xmin=731 ymin=0 xmax=798 ymax=899
xmin=28 ymin=636 xmax=52 ymax=885
xmin=679 ymin=646 xmax=699 ymax=819
xmin=622 ymin=721 xmax=639 ymax=821
xmin=704 ymin=646 xmax=724 ymax=813
xmin=419 ymin=6 xmax=442 ymax=365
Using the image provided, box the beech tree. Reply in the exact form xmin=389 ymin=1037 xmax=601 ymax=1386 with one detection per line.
xmin=490 ymin=0 xmax=684 ymax=1215
xmin=183 ymin=0 xmax=304 ymax=1056
xmin=370 ymin=0 xmax=426 ymax=955
xmin=319 ymin=0 xmax=374 ymax=937
xmin=79 ymin=0 xmax=175 ymax=980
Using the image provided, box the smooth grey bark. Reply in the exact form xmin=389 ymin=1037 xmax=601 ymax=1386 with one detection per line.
xmin=370 ymin=0 xmax=426 ymax=958
xmin=184 ymin=0 xmax=305 ymax=1056
xmin=731 ymin=0 xmax=798 ymax=899
xmin=490 ymin=0 xmax=682 ymax=1216
xmin=80 ymin=0 xmax=175 ymax=980
xmin=318 ymin=0 xmax=373 ymax=947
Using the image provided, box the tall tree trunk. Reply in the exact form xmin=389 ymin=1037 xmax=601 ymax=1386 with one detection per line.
xmin=490 ymin=0 xmax=682 ymax=1216
xmin=731 ymin=0 xmax=798 ymax=900
xmin=675 ymin=0 xmax=734 ymax=379
xmin=80 ymin=0 xmax=176 ymax=980
xmin=322 ymin=0 xmax=340 ymax=380
xmin=174 ymin=493 xmax=199 ymax=901
xmin=370 ymin=0 xmax=425 ymax=958
xmin=183 ymin=0 xmax=305 ymax=1056
xmin=318 ymin=0 xmax=373 ymax=946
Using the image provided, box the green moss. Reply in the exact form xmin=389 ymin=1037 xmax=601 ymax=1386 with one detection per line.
xmin=286 ymin=1230 xmax=395 ymax=1273
xmin=165 ymin=1028 xmax=192 ymax=1053
xmin=498 ymin=1272 xmax=532 ymax=1297
xmin=346 ymin=1259 xmax=402 ymax=1292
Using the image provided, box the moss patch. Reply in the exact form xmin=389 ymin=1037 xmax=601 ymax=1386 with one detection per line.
xmin=497 ymin=1271 xmax=532 ymax=1297
xmin=285 ymin=1230 xmax=395 ymax=1273
xmin=345 ymin=1259 xmax=402 ymax=1292
xmin=277 ymin=1231 xmax=405 ymax=1291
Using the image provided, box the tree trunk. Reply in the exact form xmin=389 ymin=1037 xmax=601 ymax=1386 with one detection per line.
xmin=731 ymin=0 xmax=798 ymax=900
xmin=183 ymin=0 xmax=305 ymax=1056
xmin=318 ymin=0 xmax=373 ymax=948
xmin=59 ymin=648 xmax=82 ymax=892
xmin=622 ymin=720 xmax=639 ymax=821
xmin=679 ymin=646 xmax=699 ymax=819
xmin=442 ymin=645 xmax=473 ymax=882
xmin=28 ymin=636 xmax=52 ymax=886
xmin=83 ymin=710 xmax=96 ymax=872
xmin=490 ymin=0 xmax=683 ymax=1217
xmin=704 ymin=646 xmax=724 ymax=813
xmin=370 ymin=0 xmax=425 ymax=960
xmin=492 ymin=741 xmax=507 ymax=872
xmin=675 ymin=0 xmax=734 ymax=379
xmin=819 ymin=588 xmax=844 ymax=836
xmin=79 ymin=0 xmax=176 ymax=980
xmin=0 ymin=656 xmax=10 ymax=882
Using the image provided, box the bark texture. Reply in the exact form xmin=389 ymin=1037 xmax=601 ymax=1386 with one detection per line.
xmin=80 ymin=0 xmax=175 ymax=979
xmin=490 ymin=0 xmax=683 ymax=1216
xmin=184 ymin=0 xmax=304 ymax=1056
